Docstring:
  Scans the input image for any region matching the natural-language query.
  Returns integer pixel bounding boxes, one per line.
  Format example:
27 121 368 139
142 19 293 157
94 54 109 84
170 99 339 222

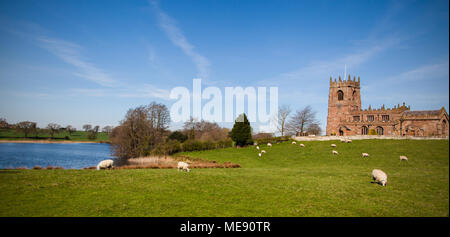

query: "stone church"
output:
326 75 449 137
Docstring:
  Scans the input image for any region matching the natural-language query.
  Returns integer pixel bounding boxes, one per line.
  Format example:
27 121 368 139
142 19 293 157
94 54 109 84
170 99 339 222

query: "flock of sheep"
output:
253 138 409 187
95 139 409 186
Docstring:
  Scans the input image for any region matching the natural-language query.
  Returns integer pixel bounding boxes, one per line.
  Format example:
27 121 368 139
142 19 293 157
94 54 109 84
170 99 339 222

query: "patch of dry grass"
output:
113 156 240 170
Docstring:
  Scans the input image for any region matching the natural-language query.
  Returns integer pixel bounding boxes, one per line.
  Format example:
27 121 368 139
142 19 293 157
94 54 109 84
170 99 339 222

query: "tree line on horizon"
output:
0 117 114 140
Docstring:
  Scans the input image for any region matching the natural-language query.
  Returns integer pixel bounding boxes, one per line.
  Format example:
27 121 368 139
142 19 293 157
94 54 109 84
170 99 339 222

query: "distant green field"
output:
0 128 109 142
0 139 448 216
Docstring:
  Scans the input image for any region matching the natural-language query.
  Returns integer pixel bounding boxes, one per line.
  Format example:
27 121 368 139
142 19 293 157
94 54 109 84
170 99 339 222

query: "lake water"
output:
0 143 114 169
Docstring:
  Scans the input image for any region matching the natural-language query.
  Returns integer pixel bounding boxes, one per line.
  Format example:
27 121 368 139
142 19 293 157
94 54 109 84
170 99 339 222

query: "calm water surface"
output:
0 143 114 169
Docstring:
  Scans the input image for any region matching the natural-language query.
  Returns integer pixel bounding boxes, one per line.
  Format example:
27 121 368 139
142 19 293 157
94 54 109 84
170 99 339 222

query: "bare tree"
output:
253 132 273 140
182 118 229 142
87 125 100 140
0 117 7 128
82 124 92 132
183 117 198 139
287 105 319 136
306 123 322 135
110 102 171 160
15 121 37 138
66 125 76 135
46 123 61 138
275 105 291 137
196 121 229 142
148 102 171 145
102 126 113 134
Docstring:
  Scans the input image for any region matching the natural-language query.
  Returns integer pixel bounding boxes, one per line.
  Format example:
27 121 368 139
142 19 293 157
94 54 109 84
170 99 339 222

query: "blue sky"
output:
0 0 448 132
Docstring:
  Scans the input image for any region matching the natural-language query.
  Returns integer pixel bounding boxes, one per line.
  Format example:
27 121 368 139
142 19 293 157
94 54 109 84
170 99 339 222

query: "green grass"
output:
0 139 448 216
0 128 109 142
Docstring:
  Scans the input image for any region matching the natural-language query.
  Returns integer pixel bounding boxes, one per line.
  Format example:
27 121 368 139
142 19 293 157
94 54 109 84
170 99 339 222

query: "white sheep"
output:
299 143 305 147
372 169 388 186
258 153 262 157
292 141 297 144
261 150 266 154
362 153 369 158
340 139 346 143
256 146 260 150
96 159 114 170
332 150 339 155
331 144 336 147
400 155 408 161
177 161 190 172
267 143 272 147
346 139 352 143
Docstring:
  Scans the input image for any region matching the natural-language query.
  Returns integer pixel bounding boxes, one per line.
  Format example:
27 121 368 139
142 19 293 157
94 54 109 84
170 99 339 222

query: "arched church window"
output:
442 120 447 135
376 126 384 135
362 126 368 135
337 90 344 101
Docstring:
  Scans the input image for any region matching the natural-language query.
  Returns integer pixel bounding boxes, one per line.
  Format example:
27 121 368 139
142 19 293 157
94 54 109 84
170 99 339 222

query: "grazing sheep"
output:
331 144 336 147
332 150 339 155
346 139 352 143
267 143 272 147
256 146 260 150
340 139 346 143
372 169 388 186
177 161 190 172
292 141 297 144
362 153 369 158
96 159 114 170
258 153 262 157
400 155 408 161
300 144 305 147
261 150 266 154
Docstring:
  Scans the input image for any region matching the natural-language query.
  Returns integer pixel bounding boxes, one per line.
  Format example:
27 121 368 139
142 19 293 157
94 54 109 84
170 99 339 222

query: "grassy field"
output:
0 128 109 142
0 139 448 216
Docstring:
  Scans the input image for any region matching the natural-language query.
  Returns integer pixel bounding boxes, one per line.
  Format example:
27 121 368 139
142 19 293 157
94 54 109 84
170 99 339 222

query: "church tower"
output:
326 75 361 136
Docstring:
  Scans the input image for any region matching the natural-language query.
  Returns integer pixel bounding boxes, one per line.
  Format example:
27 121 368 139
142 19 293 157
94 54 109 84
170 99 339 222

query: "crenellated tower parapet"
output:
329 75 360 88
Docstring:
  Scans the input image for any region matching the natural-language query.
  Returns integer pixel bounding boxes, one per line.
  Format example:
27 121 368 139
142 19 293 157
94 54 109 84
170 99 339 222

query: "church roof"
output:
403 110 440 116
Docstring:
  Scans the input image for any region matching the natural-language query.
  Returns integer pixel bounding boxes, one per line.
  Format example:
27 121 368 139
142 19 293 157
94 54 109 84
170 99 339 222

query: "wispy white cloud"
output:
37 37 117 87
118 84 170 100
381 60 449 83
362 59 449 109
259 36 403 86
69 88 109 97
23 28 171 100
150 0 210 79
69 84 171 100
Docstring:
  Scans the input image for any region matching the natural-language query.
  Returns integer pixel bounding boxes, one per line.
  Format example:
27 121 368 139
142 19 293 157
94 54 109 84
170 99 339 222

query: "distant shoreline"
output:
0 139 109 144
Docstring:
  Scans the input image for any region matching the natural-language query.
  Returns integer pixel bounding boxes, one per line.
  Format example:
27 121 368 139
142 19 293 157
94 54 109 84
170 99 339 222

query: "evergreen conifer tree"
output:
230 113 253 147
